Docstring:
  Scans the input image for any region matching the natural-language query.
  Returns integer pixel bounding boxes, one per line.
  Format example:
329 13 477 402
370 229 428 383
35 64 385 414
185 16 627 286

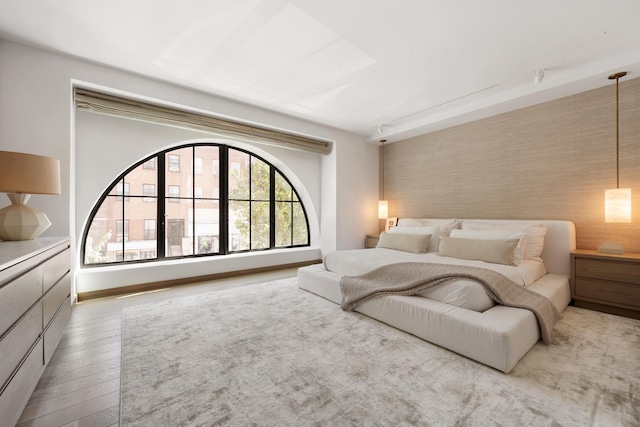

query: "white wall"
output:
0 39 379 295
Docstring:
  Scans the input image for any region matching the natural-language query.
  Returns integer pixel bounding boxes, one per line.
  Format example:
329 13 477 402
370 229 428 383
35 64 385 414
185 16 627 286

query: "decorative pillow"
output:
438 236 520 266
461 222 546 262
450 229 526 265
389 225 440 252
393 219 459 252
376 232 431 254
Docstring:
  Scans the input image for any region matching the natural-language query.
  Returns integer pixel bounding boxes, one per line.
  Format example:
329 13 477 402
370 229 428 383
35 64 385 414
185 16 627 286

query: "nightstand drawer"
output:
575 278 640 309
575 258 640 285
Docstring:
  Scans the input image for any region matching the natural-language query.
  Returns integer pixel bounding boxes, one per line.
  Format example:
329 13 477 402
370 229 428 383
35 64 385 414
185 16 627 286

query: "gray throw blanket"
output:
340 262 562 344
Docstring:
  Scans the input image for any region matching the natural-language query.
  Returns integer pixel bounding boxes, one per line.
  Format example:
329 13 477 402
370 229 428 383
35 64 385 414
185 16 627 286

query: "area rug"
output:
121 278 640 426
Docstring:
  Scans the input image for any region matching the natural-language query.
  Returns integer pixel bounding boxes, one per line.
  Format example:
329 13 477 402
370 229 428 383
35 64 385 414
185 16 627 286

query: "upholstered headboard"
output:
396 219 576 276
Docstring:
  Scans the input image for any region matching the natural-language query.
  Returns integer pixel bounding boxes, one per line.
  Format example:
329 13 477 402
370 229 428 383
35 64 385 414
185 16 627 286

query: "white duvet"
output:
323 248 547 312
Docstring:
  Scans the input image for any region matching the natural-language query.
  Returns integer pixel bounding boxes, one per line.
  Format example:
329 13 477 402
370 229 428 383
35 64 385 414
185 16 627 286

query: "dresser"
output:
0 237 71 426
570 250 640 320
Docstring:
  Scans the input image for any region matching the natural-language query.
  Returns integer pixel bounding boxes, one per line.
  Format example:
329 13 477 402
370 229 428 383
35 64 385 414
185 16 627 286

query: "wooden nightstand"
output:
570 250 640 320
365 233 380 249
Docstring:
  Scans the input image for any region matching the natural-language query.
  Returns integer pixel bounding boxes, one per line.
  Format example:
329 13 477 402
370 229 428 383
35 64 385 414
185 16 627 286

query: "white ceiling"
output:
1 0 640 143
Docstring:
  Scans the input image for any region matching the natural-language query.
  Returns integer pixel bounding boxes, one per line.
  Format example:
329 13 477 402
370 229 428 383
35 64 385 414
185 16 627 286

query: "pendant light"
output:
599 71 631 255
604 72 631 224
378 139 388 219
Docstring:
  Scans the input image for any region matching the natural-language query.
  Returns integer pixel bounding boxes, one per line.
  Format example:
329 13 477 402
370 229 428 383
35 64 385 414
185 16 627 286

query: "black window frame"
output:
81 143 310 267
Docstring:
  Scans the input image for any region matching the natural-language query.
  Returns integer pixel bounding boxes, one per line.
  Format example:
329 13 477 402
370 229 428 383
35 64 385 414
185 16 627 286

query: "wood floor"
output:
15 268 298 427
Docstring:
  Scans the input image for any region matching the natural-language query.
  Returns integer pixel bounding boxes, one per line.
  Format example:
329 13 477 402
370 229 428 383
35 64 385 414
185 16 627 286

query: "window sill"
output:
76 246 321 295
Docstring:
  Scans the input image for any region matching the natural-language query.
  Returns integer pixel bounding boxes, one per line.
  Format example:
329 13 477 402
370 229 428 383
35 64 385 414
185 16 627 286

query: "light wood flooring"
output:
16 268 298 427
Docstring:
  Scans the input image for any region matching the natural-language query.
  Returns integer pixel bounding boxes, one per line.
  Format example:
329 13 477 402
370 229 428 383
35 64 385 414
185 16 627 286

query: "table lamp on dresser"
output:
0 150 61 240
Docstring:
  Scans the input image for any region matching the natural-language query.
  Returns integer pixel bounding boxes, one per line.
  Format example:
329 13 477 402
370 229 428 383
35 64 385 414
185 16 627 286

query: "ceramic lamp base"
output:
0 194 51 241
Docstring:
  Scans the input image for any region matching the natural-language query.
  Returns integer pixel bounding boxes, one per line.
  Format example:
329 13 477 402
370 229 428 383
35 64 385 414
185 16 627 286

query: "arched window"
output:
82 143 309 266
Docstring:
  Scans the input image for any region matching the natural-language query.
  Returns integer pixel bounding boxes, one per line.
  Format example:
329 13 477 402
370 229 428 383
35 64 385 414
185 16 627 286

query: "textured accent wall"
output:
384 77 640 252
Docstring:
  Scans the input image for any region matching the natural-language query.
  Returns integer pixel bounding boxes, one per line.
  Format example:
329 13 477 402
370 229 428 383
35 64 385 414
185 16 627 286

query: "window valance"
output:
74 88 332 155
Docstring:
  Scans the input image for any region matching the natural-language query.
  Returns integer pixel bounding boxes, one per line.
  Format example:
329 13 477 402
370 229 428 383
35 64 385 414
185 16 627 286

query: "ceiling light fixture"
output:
599 71 631 254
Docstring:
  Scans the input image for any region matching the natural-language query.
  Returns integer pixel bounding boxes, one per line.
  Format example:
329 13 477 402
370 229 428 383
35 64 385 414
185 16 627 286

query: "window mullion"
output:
157 154 166 259
219 146 228 254
121 179 125 259
192 146 196 256
270 166 276 248
248 156 252 250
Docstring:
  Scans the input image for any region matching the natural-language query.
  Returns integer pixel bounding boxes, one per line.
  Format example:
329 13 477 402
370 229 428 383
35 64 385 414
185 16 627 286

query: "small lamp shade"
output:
378 200 389 219
0 151 61 241
605 188 631 223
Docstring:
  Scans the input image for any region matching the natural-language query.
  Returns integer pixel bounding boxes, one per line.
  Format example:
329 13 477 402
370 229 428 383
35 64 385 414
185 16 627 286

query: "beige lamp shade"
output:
378 200 389 219
0 150 61 194
0 151 61 241
605 188 631 223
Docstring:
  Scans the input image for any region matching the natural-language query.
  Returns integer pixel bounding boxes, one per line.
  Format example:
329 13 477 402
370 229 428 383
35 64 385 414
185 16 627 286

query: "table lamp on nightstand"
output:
0 150 61 241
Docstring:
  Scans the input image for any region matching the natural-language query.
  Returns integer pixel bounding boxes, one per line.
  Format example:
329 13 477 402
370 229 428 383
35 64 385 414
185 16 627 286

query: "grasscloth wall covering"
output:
384 77 640 253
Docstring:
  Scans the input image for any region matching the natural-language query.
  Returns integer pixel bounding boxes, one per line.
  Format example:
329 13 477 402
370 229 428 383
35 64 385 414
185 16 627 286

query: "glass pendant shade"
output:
378 200 389 219
604 188 631 223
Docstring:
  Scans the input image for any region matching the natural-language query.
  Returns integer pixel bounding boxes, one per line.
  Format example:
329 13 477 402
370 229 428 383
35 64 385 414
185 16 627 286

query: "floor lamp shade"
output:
0 151 61 241
605 188 631 223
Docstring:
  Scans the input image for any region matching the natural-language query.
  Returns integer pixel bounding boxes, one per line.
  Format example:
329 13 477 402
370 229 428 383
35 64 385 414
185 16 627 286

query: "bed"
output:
297 219 576 373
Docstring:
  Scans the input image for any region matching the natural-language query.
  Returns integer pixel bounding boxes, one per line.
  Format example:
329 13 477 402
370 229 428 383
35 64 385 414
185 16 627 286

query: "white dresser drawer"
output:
42 247 71 294
0 302 43 390
0 338 45 427
0 266 43 338
43 273 71 329
43 296 72 364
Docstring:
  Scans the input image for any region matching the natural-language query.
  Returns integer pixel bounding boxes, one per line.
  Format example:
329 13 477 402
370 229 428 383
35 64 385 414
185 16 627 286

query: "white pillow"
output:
390 225 440 252
450 229 526 265
461 222 547 262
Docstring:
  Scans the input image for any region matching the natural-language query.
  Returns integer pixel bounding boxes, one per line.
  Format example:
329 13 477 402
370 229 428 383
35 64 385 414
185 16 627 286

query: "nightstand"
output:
365 233 380 249
570 250 640 320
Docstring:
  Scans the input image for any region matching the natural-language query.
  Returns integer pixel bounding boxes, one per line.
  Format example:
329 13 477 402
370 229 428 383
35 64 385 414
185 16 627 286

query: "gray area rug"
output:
121 278 640 426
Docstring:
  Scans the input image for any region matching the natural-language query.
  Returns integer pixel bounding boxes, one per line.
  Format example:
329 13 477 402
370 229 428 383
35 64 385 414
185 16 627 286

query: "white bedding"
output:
324 248 546 285
323 248 547 312
300 219 576 373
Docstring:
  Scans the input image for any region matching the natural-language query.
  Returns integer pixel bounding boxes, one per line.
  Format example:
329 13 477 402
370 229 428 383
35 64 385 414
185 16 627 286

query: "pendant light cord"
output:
609 71 626 189
616 75 620 189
